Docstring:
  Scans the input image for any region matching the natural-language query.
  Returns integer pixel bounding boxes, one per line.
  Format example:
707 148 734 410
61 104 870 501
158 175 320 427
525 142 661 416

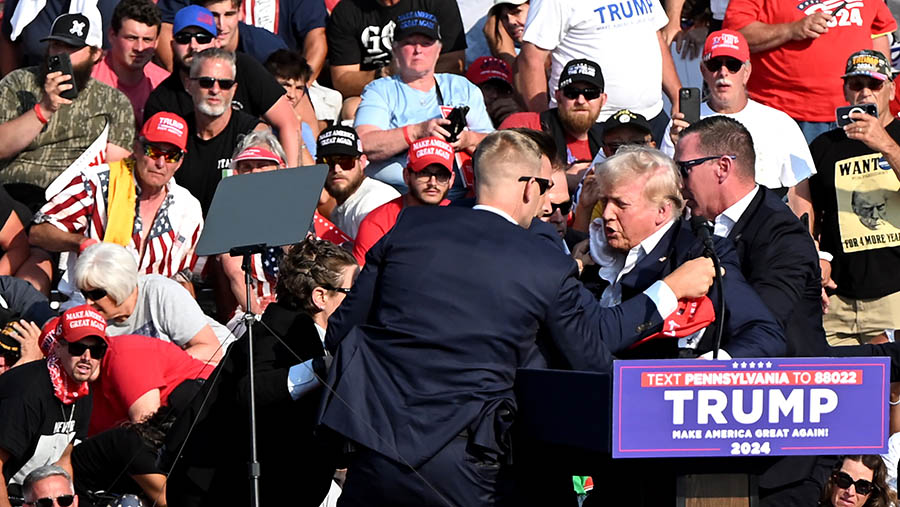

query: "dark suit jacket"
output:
727 187 827 356
319 206 662 468
616 218 785 359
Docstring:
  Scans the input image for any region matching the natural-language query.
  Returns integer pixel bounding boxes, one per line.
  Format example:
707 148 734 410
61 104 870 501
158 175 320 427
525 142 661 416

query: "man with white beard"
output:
178 47 263 214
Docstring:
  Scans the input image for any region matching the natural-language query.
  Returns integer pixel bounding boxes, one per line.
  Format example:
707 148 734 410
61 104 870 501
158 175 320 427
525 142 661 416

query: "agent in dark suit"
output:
319 130 718 506
165 239 357 507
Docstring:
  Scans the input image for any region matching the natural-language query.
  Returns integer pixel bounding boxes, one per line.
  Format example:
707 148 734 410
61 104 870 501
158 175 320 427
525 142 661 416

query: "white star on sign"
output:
732 362 739 369
740 361 747 368
70 20 85 37
748 361 756 368
766 361 772 368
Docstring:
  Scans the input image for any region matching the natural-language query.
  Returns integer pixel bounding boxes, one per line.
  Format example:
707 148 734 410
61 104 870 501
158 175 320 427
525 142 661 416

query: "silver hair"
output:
189 47 237 78
594 145 685 215
73 243 139 305
23 465 73 500
229 129 288 171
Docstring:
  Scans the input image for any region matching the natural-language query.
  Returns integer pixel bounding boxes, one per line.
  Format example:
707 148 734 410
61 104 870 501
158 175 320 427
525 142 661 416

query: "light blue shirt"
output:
355 73 494 194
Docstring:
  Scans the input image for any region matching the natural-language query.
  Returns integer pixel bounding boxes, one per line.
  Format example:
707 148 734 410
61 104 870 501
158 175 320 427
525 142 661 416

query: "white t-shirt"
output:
659 99 817 188
331 177 400 239
522 0 668 120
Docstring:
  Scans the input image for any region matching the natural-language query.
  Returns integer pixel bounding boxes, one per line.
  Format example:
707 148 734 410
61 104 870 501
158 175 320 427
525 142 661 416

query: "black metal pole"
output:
242 253 262 507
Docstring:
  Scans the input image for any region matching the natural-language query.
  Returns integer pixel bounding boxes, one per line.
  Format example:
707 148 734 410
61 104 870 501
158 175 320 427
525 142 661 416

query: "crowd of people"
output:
0 0 900 505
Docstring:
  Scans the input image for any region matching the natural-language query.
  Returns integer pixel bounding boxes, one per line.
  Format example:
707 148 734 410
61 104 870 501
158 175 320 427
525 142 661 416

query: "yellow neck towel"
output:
102 158 137 246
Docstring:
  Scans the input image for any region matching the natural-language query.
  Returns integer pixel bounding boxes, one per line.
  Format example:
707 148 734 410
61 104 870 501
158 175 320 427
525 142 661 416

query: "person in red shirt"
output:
353 136 455 265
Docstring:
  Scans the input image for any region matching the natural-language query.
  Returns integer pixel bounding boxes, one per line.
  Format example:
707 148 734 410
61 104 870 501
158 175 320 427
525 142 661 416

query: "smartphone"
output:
445 105 469 143
679 87 701 124
47 53 77 100
836 104 878 127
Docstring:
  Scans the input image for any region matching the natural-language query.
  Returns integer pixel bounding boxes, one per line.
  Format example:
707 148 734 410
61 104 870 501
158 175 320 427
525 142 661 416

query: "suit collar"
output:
727 185 767 240
473 204 519 226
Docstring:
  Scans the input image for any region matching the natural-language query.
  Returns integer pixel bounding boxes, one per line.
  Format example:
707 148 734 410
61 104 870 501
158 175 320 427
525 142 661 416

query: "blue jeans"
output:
796 120 838 144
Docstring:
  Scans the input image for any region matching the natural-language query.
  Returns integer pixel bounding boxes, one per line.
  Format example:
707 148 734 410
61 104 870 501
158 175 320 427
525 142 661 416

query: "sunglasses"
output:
561 86 603 101
142 142 183 163
67 340 107 359
605 139 651 152
833 471 876 495
676 155 736 178
25 495 75 507
846 78 886 92
324 286 352 295
545 199 573 217
191 76 236 90
413 168 452 183
518 176 553 195
703 57 744 73
81 287 107 301
319 156 357 171
173 31 214 45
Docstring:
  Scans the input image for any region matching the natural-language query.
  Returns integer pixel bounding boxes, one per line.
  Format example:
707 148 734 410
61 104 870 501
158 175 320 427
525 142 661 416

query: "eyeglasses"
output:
561 86 603 101
846 77 886 92
703 57 744 73
319 156 357 171
67 340 107 359
174 32 214 45
676 155 737 178
833 471 876 495
81 288 108 301
413 168 452 183
25 495 75 507
324 286 352 295
604 139 651 152
190 76 236 90
174 31 214 45
545 200 573 217
143 143 184 163
518 176 553 195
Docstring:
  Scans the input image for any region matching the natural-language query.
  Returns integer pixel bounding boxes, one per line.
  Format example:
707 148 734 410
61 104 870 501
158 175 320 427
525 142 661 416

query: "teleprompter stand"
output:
195 164 328 507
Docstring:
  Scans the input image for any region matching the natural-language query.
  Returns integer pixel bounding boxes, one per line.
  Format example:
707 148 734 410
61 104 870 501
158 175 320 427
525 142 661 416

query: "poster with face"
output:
834 152 900 253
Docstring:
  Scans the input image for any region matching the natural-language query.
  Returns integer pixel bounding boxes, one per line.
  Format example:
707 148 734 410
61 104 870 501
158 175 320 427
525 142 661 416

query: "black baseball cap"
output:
41 13 91 48
602 109 652 135
558 59 604 91
317 126 363 158
393 10 441 41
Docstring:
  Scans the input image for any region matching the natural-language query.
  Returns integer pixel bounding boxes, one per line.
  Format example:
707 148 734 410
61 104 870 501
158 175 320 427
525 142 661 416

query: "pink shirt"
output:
91 54 170 126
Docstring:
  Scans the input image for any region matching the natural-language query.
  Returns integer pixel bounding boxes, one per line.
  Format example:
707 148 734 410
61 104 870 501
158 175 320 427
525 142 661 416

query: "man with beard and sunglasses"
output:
0 305 106 507
176 47 263 215
317 126 399 240
0 13 135 208
353 136 455 265
661 29 816 220
30 112 203 305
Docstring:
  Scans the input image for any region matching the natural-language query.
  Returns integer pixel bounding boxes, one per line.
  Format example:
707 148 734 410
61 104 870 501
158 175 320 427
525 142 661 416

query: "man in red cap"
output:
0 305 106 506
30 110 203 304
353 136 455 265
465 56 522 127
663 29 815 219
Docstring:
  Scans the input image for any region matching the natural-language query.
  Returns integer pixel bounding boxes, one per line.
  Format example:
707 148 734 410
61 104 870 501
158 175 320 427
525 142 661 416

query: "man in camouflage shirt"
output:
0 14 134 209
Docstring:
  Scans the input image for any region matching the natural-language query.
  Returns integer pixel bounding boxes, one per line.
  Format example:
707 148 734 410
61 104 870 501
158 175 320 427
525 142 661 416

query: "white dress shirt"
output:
286 323 326 400
713 185 759 238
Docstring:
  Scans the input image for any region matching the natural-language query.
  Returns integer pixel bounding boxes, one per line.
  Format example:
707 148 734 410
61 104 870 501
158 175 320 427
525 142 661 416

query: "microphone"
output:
689 215 725 359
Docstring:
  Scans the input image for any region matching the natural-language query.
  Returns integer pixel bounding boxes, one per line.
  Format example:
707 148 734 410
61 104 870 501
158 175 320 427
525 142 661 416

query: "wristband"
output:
402 125 414 146
818 250 834 262
891 398 900 406
33 103 48 125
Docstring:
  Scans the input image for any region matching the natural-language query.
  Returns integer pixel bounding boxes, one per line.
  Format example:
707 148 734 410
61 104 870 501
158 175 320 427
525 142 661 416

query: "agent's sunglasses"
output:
324 286 352 295
518 176 553 195
190 77 236 90
676 155 736 179
173 31 214 45
561 86 603 101
81 288 107 301
67 340 107 359
545 199 573 217
25 495 75 507
143 143 184 163
703 57 744 73
833 471 876 495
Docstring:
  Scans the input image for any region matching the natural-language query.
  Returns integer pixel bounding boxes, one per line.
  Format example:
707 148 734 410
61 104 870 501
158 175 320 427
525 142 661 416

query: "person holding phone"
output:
0 13 135 209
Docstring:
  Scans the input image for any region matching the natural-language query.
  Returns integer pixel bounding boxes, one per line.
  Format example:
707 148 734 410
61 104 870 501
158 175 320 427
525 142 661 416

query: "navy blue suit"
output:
319 206 663 505
615 218 785 359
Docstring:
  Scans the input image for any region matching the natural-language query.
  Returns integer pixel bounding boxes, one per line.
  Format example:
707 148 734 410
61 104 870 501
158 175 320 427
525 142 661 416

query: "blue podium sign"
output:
612 357 889 458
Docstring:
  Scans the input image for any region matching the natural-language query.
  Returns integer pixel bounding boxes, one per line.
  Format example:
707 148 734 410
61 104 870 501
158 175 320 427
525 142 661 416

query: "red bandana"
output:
46 351 89 405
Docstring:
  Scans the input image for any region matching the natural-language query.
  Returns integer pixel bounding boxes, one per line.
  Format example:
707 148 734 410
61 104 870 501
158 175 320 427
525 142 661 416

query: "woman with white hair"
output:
73 242 224 364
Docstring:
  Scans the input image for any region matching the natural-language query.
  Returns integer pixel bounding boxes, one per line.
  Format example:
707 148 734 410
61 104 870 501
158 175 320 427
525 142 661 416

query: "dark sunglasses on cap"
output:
561 86 603 101
25 495 75 507
518 176 553 195
832 471 876 495
174 31 214 45
67 340 107 359
703 57 744 73
413 168 452 183
846 77 886 92
676 154 737 179
191 76 236 90
319 156 357 171
143 142 184 163
545 199 573 217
